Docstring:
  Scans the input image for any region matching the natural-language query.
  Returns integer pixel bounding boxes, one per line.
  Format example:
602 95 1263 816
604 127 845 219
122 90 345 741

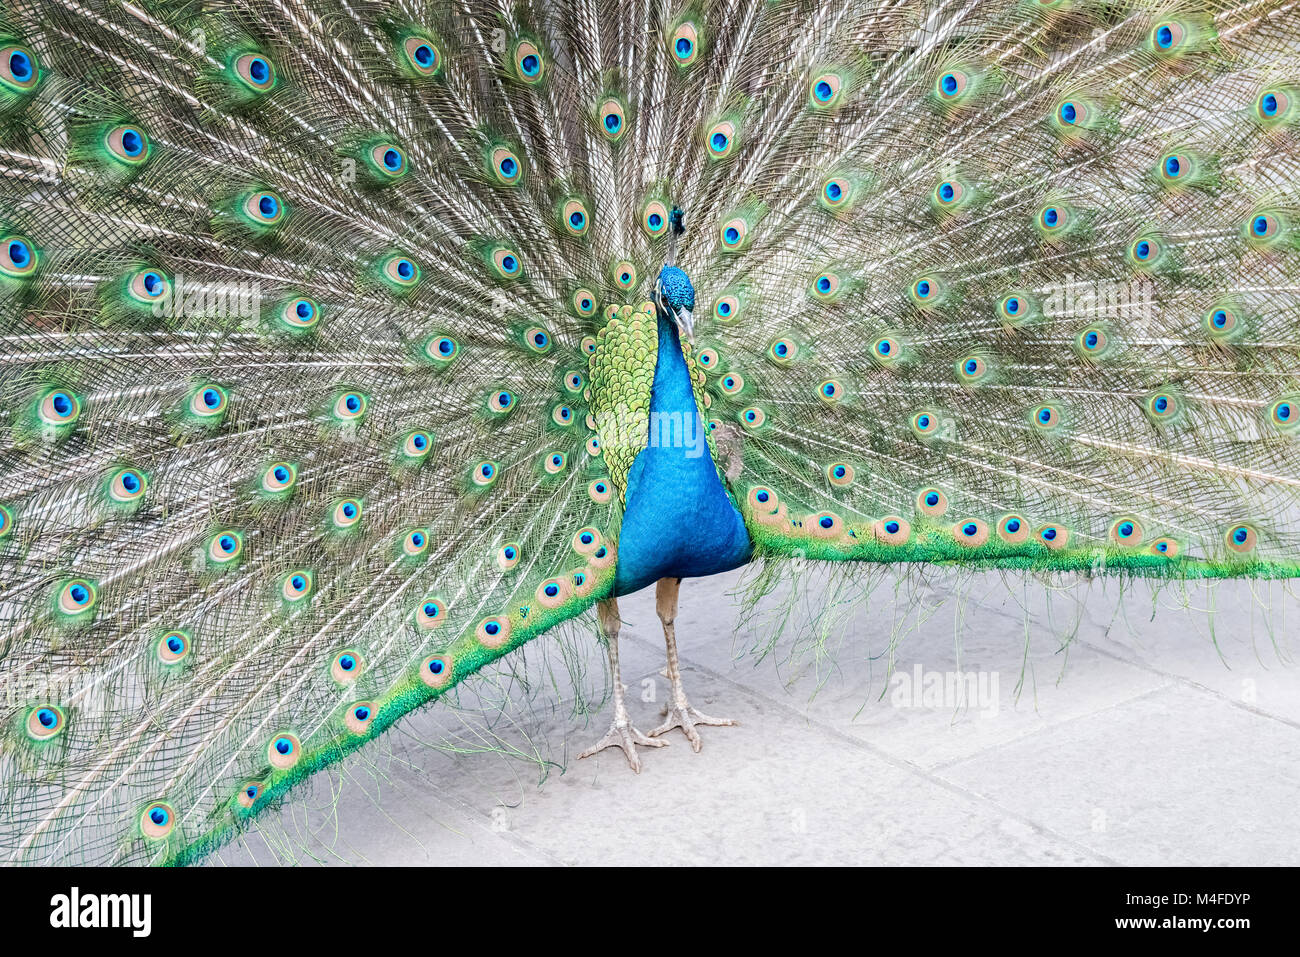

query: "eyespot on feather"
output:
477 616 512 650
268 733 300 770
420 654 454 689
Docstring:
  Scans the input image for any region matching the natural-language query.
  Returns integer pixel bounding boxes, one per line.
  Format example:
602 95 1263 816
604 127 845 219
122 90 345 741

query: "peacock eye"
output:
561 199 589 236
26 704 66 740
140 802 176 839
598 98 626 141
242 190 285 226
1 45 40 92
158 630 190 664
669 23 699 65
402 35 441 76
104 124 150 164
490 145 522 185
705 121 736 159
2 234 38 278
233 52 276 91
370 142 407 178
514 41 544 82
268 732 301 770
208 530 243 564
40 388 81 425
810 73 842 108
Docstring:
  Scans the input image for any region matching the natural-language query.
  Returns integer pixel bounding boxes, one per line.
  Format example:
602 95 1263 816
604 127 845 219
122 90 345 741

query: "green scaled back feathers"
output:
1 0 1299 864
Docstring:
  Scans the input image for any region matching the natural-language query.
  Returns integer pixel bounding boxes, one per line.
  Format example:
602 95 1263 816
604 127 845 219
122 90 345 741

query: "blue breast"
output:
614 312 752 596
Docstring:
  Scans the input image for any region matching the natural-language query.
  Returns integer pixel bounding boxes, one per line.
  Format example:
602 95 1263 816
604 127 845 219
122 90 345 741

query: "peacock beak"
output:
675 307 695 343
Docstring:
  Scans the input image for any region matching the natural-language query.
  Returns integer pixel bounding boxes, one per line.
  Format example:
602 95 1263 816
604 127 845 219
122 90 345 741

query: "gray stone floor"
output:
211 567 1300 866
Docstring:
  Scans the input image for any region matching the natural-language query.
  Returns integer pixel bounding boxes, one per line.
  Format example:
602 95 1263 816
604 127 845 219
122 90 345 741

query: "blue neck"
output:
613 312 752 595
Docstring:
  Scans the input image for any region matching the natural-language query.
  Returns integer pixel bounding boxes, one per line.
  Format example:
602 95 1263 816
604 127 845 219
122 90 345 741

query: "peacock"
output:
1 0 1299 866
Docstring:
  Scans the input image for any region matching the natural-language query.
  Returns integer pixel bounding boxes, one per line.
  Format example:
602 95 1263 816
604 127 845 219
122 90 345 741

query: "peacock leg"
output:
649 577 737 751
578 596 667 773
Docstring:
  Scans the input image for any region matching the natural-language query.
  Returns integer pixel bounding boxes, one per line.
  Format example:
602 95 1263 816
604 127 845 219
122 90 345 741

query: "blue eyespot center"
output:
249 57 269 83
544 583 559 597
1164 156 1180 177
383 148 401 170
1119 522 1134 537
9 50 32 81
1278 403 1292 420
9 241 31 267
756 490 769 503
121 128 143 156
1253 216 1269 236
1262 93 1278 115
500 157 517 177
962 523 978 536
423 602 438 616
1154 396 1168 412
826 181 842 200
1043 208 1059 226
964 359 978 374
414 44 433 66
676 37 692 57
70 584 89 604
916 280 930 297
150 808 167 825
1006 519 1021 533
502 255 518 272
258 195 277 218
819 516 834 529
167 636 184 653
339 654 355 670
1136 241 1150 259
1006 298 1019 313
1043 527 1057 540
38 708 56 727
941 74 957 95
355 706 369 720
711 132 728 151
1157 25 1173 47
939 182 954 201
521 54 539 76
926 492 939 506
397 259 414 279
485 621 500 635
429 659 444 674
604 113 621 132
1060 101 1076 123
1234 527 1249 544
121 472 140 492
885 521 900 534
345 395 360 412
815 80 834 101
291 575 306 591
569 211 584 228
1085 332 1099 348
52 392 72 415
718 302 732 316
411 532 424 546
203 388 221 408
917 415 930 428
275 738 292 754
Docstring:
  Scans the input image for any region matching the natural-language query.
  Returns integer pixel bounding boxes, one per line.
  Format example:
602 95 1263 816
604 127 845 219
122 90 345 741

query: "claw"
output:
579 719 667 773
650 705 736 753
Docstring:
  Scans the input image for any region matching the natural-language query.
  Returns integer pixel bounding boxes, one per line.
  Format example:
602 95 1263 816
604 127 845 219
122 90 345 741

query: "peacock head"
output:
656 265 696 342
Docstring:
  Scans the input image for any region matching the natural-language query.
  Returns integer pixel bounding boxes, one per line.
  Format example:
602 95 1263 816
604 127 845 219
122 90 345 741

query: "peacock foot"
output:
650 704 737 753
578 719 667 773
